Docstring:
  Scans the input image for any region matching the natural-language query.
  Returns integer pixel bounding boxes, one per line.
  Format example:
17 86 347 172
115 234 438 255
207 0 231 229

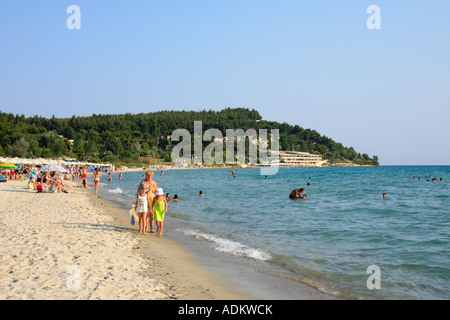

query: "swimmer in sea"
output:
289 188 304 199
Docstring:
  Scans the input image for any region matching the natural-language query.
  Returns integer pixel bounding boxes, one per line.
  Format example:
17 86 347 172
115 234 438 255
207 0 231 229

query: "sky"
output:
0 1 449 165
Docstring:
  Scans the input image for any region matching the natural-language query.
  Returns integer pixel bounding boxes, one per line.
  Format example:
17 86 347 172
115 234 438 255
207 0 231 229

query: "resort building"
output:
274 151 327 167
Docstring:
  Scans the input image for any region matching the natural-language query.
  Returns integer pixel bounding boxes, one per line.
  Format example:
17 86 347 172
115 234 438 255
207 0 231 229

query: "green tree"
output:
12 138 29 157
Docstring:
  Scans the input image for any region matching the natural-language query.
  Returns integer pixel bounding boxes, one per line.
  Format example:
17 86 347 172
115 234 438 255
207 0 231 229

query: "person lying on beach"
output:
49 179 61 193
59 178 72 192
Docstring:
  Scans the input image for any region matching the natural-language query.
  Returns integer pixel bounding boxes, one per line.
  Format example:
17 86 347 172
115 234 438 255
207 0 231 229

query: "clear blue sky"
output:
1 1 449 165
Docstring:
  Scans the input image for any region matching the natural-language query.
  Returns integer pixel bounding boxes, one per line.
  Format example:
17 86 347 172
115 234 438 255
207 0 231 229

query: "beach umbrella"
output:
39 164 68 173
35 158 48 165
0 163 18 169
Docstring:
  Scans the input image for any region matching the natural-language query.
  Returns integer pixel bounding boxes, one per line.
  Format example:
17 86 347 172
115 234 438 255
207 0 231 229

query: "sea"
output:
92 166 449 300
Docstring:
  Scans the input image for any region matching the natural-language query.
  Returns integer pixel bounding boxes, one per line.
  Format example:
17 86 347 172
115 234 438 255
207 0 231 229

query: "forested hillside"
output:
0 108 379 166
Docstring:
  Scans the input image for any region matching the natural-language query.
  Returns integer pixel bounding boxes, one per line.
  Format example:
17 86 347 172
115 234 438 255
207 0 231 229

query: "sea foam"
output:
108 187 123 194
181 229 271 261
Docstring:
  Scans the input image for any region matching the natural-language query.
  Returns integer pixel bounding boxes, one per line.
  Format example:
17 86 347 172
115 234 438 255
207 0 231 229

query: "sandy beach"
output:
0 179 248 300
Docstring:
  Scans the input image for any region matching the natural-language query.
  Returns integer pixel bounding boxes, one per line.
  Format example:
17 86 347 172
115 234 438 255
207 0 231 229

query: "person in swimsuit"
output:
134 186 151 235
151 188 167 237
137 170 157 233
93 168 101 194
289 188 304 199
80 167 88 188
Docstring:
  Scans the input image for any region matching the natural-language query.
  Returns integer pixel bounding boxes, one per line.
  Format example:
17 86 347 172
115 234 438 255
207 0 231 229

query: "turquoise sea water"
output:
96 166 449 300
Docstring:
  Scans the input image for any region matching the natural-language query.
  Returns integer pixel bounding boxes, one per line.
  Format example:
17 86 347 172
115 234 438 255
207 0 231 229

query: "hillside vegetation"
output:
0 108 379 166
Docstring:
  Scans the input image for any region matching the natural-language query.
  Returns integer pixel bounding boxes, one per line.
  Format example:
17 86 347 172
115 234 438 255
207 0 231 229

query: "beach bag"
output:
129 208 137 225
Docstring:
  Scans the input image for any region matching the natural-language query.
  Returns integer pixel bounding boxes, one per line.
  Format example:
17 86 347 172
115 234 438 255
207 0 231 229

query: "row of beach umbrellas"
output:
0 162 67 173
0 157 63 166
0 157 113 170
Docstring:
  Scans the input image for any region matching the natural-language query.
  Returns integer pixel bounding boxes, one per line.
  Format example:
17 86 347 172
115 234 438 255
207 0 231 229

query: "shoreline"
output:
0 177 339 300
89 174 340 300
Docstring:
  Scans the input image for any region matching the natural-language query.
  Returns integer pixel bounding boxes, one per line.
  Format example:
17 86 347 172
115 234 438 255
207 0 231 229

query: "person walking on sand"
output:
151 188 167 237
134 186 151 235
93 168 101 193
137 170 158 233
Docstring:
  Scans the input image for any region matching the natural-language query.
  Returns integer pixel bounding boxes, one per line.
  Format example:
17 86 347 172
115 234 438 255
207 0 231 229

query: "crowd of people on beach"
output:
0 166 72 193
0 164 120 194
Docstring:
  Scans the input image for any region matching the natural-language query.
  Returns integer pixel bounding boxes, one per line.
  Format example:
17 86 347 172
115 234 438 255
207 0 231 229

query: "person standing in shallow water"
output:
137 170 158 233
289 188 304 199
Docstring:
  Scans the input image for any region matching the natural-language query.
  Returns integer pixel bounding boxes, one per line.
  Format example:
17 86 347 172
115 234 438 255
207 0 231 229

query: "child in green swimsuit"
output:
151 188 168 237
